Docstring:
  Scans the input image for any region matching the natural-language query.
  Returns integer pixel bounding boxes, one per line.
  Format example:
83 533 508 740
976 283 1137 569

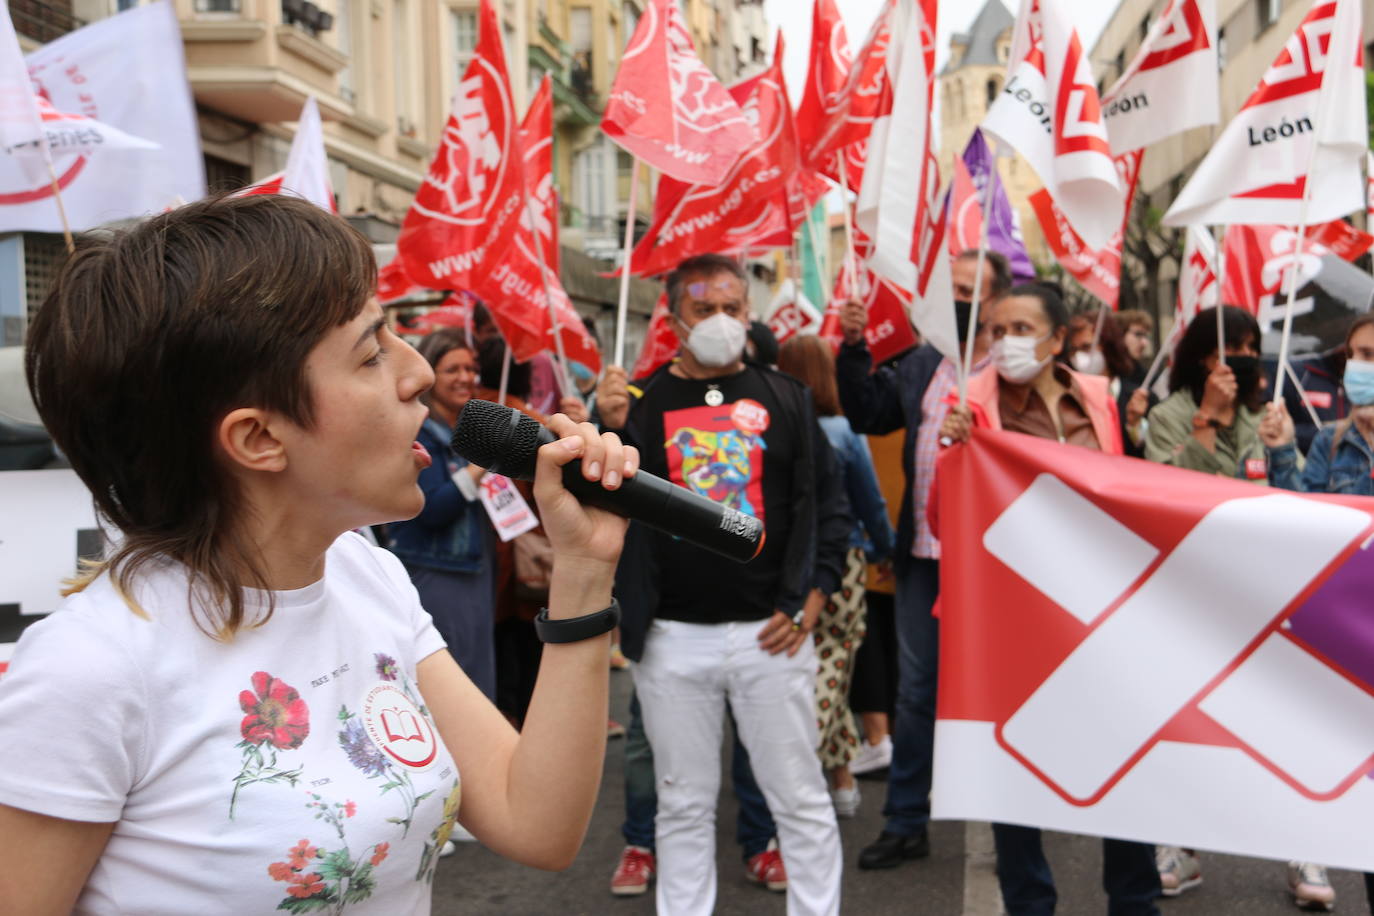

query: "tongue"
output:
412 441 432 469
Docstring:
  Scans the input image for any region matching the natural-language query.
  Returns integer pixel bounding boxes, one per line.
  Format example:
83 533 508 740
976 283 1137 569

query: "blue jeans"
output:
621 689 777 859
881 557 941 837
993 824 1160 915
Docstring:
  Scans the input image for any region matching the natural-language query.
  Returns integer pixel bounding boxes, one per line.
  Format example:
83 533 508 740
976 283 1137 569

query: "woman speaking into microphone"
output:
0 194 636 914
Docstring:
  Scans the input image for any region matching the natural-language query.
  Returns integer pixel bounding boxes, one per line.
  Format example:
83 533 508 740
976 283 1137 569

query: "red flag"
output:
794 0 866 189
947 154 982 257
520 75 560 275
1028 150 1142 308
601 0 755 185
934 428 1374 868
808 1 897 193
376 257 428 304
631 292 681 378
818 233 918 366
1306 220 1374 261
1221 224 1343 320
625 37 798 277
396 0 525 291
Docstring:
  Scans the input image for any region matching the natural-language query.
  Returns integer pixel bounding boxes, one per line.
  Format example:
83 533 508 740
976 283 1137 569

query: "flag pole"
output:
804 205 831 295
1140 331 1173 393
1284 359 1323 428
1213 226 1227 368
523 193 576 400
837 158 864 298
498 342 513 407
1088 303 1109 362
959 151 997 408
613 157 641 369
45 162 74 254
1273 143 1322 405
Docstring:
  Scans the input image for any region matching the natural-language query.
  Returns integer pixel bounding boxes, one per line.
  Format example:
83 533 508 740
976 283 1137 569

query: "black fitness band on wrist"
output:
534 598 622 644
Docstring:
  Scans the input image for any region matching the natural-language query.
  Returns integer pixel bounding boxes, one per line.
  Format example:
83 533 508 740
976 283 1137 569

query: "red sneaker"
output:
610 845 655 896
744 838 787 892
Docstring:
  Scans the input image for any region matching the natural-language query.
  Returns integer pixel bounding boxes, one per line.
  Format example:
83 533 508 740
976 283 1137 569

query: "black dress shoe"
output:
857 830 931 870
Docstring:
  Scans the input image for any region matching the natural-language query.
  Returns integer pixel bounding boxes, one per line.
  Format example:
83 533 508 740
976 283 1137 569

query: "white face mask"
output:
680 312 747 368
992 333 1052 384
1071 348 1106 376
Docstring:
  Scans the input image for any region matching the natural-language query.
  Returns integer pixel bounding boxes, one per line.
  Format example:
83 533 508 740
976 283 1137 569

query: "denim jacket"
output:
818 414 895 561
387 417 489 573
1300 421 1374 496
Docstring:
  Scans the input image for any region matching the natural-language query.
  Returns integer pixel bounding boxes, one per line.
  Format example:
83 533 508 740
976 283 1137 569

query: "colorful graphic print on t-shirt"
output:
663 400 769 521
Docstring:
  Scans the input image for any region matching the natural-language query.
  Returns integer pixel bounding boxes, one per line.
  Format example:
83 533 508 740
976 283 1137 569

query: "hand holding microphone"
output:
453 400 766 564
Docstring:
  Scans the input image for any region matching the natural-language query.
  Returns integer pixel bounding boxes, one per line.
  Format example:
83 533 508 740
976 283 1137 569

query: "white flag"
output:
982 0 1123 250
854 0 928 291
1164 0 1366 227
0 2 204 232
239 98 335 212
763 278 823 345
0 2 49 187
1102 0 1218 154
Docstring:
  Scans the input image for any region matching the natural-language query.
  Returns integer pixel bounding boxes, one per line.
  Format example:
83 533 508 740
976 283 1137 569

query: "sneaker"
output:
609 644 630 670
850 735 893 776
857 830 930 870
1287 861 1336 911
830 784 861 818
744 838 787 892
1156 846 1202 897
607 718 626 739
450 822 477 843
439 840 458 858
610 845 655 896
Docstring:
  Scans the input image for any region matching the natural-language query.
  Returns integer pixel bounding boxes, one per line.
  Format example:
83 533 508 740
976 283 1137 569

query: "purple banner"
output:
963 129 1037 282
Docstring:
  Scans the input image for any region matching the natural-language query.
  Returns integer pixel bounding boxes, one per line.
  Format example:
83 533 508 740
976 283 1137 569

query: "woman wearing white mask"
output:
936 283 1160 915
939 283 1124 455
1301 314 1374 495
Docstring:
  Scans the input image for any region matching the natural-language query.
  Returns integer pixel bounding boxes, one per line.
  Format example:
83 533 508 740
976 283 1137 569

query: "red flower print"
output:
344 800 357 818
287 839 318 870
286 872 325 898
370 842 390 867
266 861 294 882
239 672 309 750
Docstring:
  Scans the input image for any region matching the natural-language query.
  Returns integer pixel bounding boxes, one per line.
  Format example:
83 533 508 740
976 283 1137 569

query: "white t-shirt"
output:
0 533 459 915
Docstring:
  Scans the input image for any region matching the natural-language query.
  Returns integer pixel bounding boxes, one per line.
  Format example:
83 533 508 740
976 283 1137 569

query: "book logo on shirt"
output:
361 683 439 771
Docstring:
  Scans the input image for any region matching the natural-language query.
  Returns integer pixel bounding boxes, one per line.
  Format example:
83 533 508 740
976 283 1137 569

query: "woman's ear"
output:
218 408 287 473
1049 326 1068 357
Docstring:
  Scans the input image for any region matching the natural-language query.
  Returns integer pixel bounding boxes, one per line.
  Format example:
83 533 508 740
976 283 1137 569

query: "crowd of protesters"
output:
3 200 1371 915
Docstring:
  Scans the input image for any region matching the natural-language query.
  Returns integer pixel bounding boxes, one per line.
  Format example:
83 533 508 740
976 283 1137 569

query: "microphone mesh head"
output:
452 399 543 480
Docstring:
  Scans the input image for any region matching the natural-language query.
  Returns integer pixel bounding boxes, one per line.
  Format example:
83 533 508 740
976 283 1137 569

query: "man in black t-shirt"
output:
599 254 843 915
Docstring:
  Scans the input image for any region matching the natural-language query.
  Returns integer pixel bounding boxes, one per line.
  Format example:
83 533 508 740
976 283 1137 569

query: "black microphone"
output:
451 399 765 564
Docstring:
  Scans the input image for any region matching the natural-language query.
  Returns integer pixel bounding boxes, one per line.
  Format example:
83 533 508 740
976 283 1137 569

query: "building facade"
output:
7 0 767 357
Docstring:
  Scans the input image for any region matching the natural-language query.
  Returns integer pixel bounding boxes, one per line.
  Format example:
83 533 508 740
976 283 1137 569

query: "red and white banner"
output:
630 292 680 379
1175 225 1218 335
601 0 754 186
520 75 559 275
947 154 981 257
376 257 429 304
1101 0 1218 154
237 96 335 212
1306 219 1374 261
934 429 1374 871
0 2 204 232
1029 150 1142 308
983 0 1123 250
1165 0 1366 226
626 36 797 277
763 278 823 345
397 0 524 291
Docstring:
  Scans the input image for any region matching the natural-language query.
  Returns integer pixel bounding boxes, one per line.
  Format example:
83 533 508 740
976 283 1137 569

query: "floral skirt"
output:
814 547 869 770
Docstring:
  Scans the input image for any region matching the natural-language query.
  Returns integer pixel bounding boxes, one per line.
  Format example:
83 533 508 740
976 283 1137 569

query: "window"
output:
452 8 478 78
394 0 414 132
118 0 142 10
1257 0 1281 30
606 15 618 69
1114 50 1125 80
1139 15 1150 43
985 78 1000 108
570 7 592 54
194 0 241 10
1217 26 1227 71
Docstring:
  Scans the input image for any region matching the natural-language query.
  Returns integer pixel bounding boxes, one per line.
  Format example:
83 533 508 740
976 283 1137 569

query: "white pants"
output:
634 619 843 916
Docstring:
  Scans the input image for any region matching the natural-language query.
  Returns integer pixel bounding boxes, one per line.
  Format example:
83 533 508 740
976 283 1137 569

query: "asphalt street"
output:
433 669 1371 915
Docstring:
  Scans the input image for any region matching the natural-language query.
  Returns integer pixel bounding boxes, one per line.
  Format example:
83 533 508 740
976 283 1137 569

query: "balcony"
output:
11 0 84 45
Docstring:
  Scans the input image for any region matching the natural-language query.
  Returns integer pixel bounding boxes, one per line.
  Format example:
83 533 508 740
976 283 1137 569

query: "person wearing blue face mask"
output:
1301 314 1374 496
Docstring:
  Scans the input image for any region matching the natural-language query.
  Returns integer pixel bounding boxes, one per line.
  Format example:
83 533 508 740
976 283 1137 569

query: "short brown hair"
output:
1116 309 1154 333
777 335 842 417
25 194 377 638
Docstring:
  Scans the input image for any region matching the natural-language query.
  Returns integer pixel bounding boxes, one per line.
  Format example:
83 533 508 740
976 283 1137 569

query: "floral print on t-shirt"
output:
230 671 310 818
265 794 392 913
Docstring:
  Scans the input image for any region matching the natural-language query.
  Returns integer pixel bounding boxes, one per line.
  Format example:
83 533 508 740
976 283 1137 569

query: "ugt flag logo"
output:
933 430 1374 871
